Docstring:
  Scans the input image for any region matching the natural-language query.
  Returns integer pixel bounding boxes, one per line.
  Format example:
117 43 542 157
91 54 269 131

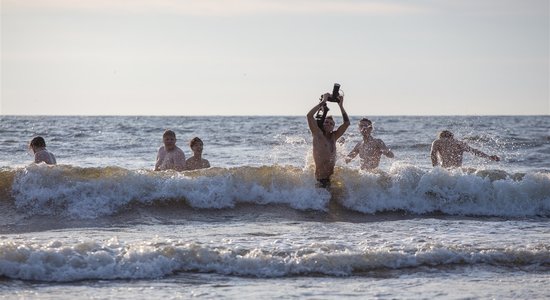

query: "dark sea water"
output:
0 115 549 299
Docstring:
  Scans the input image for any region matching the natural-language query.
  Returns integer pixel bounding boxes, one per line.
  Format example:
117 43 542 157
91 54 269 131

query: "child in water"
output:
186 137 210 170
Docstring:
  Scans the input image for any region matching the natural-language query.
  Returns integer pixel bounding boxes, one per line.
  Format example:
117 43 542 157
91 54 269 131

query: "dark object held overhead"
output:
327 83 341 103
315 83 341 132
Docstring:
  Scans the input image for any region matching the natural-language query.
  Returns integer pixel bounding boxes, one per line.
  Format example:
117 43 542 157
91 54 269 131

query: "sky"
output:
1 0 548 116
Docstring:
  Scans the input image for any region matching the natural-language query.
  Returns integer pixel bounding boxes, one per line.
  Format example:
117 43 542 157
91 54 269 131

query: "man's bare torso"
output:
155 146 186 171
432 138 468 168
356 138 386 170
312 133 337 179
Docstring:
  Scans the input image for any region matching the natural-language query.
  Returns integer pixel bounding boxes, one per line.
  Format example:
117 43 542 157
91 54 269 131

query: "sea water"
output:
0 115 549 299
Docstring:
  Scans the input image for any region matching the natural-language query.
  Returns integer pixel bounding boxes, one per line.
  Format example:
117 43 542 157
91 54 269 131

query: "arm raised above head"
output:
333 97 350 140
307 94 328 136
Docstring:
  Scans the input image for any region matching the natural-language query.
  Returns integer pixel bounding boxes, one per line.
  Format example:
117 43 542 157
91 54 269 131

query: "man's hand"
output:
337 94 344 107
320 93 330 105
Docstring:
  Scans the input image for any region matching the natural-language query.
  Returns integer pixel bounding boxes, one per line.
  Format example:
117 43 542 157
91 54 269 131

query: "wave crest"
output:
4 164 550 219
0 238 548 282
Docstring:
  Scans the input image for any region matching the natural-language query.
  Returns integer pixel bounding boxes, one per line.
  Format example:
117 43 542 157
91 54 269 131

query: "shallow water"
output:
0 115 549 299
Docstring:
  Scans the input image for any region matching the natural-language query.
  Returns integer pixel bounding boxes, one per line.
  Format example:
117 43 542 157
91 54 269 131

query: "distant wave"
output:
1 164 549 219
0 238 548 282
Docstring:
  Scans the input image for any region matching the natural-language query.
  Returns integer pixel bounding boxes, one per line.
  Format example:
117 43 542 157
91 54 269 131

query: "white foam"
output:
339 162 550 217
11 165 330 219
9 164 550 219
0 238 548 282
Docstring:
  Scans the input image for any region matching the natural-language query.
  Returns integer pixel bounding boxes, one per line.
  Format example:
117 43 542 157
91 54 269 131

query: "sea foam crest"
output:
11 164 329 218
0 238 548 282
338 163 550 217
8 164 550 219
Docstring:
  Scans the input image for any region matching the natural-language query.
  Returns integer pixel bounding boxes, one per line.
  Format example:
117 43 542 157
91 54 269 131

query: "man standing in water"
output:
154 129 186 171
345 118 394 170
431 130 500 168
307 92 350 188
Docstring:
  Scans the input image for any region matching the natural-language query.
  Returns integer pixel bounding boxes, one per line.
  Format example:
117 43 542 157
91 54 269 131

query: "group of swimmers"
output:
307 91 500 188
28 91 500 187
28 131 210 171
153 130 210 171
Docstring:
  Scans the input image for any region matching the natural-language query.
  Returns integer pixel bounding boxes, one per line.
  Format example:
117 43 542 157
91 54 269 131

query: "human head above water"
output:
30 136 46 148
359 118 373 128
162 129 177 151
439 130 454 139
163 130 176 139
323 116 335 132
359 118 373 134
189 137 203 148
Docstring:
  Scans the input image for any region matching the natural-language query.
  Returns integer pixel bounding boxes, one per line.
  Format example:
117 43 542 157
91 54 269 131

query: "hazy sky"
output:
1 0 548 115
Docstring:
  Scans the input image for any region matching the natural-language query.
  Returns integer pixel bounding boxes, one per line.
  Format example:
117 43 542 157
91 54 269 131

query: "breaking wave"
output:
0 238 547 282
1 163 549 219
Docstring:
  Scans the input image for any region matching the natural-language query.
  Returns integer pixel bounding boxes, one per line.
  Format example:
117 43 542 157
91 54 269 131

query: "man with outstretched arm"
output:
431 130 500 168
307 93 350 188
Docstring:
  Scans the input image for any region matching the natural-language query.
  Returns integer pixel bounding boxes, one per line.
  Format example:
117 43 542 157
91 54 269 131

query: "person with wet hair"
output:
345 118 394 170
154 129 186 171
29 136 56 165
307 92 350 188
431 130 500 168
186 137 210 170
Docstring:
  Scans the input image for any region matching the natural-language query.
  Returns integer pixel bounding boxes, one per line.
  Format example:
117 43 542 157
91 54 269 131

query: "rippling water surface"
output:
0 115 549 299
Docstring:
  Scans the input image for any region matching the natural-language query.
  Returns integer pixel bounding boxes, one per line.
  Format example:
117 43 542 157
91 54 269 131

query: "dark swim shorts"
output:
316 178 331 189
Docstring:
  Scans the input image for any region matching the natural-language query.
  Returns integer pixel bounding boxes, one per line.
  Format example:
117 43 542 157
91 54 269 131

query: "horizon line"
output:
1 114 548 117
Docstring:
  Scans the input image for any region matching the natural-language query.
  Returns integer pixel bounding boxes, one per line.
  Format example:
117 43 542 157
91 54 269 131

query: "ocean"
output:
0 115 549 299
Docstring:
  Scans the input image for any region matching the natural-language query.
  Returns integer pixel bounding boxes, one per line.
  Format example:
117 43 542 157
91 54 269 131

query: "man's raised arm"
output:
333 96 350 140
307 94 328 135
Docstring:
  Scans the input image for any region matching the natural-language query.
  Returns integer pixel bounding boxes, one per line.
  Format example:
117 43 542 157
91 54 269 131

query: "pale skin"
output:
32 146 56 165
155 135 186 171
186 141 210 170
345 120 394 170
307 93 350 180
431 135 500 168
